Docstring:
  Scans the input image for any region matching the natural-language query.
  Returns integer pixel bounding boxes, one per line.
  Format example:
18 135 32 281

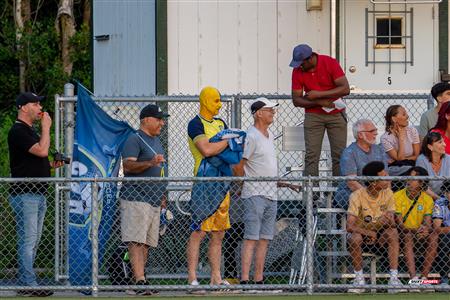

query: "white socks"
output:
389 269 398 278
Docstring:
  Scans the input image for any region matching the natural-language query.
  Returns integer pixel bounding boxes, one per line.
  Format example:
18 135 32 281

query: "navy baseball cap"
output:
139 104 170 120
16 92 45 109
289 44 313 68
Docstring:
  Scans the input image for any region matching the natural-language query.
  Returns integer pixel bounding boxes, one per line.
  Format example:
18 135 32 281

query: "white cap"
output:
250 97 279 114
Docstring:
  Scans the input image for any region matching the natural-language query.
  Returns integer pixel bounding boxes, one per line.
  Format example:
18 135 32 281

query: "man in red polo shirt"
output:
290 44 350 177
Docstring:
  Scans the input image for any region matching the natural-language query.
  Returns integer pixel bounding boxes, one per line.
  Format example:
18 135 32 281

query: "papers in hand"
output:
322 98 346 113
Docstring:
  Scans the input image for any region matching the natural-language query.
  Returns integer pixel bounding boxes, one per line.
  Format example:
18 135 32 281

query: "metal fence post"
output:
91 180 100 297
232 94 242 129
305 178 314 295
54 95 61 282
64 82 75 175
64 83 75 282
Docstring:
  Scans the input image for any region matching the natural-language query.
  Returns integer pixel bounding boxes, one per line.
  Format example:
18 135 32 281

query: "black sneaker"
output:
144 278 160 295
148 285 160 295
134 280 153 296
240 280 258 293
239 280 253 293
254 280 282 294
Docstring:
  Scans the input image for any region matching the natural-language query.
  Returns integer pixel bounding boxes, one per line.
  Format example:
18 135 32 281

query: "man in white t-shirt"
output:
234 97 300 285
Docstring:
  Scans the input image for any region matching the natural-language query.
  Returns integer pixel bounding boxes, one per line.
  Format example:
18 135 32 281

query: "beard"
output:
363 137 377 145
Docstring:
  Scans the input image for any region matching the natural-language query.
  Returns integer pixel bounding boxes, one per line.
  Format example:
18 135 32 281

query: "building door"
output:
341 0 439 91
93 0 156 96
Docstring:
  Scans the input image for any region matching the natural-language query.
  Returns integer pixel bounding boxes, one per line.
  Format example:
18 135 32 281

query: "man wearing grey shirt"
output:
333 119 388 209
419 82 450 140
235 98 299 285
119 104 169 294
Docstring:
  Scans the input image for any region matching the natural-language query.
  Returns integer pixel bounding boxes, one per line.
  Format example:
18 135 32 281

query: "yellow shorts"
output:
200 193 231 232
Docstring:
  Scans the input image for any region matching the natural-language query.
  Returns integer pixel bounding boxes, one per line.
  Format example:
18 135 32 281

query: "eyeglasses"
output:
359 129 378 133
259 108 276 113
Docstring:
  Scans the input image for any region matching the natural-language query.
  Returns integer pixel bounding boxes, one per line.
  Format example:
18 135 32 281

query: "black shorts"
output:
348 230 388 256
361 242 388 256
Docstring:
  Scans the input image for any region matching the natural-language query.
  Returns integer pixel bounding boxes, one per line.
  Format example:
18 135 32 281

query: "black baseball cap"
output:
16 92 45 109
139 104 170 120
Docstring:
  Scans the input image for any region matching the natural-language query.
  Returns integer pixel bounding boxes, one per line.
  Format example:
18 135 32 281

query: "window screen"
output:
376 18 402 45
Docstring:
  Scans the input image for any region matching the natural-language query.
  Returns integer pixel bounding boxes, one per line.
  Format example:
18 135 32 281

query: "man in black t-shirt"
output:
7 92 61 297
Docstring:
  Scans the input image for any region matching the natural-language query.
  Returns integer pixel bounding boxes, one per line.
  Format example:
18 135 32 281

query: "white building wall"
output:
168 0 331 95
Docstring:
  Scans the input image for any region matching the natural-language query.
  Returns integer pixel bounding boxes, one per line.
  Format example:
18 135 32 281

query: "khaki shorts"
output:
120 199 160 247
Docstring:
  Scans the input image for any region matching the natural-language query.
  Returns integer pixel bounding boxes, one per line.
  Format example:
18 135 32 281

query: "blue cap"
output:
289 44 313 68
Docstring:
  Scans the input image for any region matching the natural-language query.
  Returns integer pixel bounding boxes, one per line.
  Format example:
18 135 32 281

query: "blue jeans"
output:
9 193 47 286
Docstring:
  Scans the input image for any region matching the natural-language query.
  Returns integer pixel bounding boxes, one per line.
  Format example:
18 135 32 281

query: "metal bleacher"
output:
282 125 440 286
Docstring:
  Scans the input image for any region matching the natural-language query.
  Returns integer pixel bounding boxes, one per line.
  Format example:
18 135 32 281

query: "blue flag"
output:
69 84 134 286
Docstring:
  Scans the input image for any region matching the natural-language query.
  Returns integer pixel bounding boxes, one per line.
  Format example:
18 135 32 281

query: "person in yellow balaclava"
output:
187 86 231 289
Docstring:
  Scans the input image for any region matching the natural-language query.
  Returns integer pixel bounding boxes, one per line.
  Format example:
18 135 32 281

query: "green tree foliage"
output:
0 0 91 176
0 19 19 114
0 113 13 177
71 24 92 88
0 0 91 277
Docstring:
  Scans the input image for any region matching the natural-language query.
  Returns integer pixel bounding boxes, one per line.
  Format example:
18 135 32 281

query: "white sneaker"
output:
348 276 366 294
211 279 242 294
125 289 136 295
188 279 206 295
438 280 449 292
421 277 435 293
388 276 407 294
440 280 449 287
408 276 421 293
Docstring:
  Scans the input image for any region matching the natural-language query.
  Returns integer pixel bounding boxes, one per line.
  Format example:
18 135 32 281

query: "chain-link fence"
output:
54 92 432 199
1 176 450 296
55 95 235 179
0 90 432 296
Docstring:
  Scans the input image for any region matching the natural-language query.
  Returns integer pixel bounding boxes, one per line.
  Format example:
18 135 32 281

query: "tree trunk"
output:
56 0 76 76
82 0 91 27
14 0 29 92
21 0 31 24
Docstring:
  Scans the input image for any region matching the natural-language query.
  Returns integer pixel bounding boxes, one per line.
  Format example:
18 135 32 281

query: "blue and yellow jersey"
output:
394 188 433 229
187 115 227 175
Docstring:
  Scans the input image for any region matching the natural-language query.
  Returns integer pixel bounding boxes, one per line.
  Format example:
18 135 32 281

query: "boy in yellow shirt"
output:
347 161 405 293
394 166 434 281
